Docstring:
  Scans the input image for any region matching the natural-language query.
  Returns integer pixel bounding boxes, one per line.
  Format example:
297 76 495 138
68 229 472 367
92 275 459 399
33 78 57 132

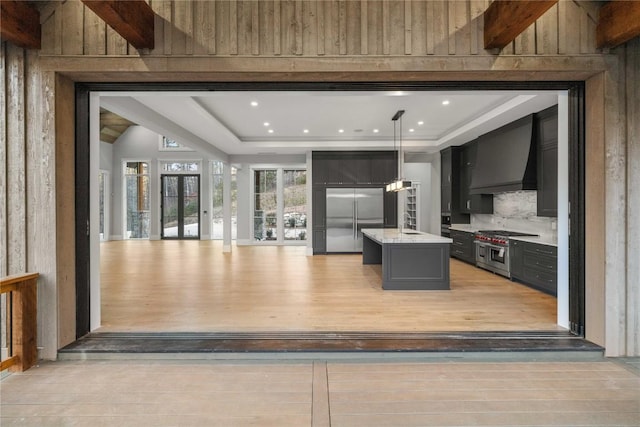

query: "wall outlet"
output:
551 221 557 230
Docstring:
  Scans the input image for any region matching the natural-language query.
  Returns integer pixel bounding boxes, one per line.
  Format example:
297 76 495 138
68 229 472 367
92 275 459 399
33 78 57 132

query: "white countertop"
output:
449 224 478 233
509 235 558 247
362 228 453 244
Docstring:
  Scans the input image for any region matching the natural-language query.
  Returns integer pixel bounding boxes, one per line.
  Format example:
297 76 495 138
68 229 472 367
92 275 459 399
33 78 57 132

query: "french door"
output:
161 174 200 239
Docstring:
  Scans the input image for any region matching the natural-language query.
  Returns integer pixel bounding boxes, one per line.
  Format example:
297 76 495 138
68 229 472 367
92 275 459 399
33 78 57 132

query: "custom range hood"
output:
470 114 537 194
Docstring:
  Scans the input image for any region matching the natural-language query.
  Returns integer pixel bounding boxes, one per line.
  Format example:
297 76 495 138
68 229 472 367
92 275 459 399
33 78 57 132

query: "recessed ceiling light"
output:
373 129 379 133
409 128 415 132
263 122 270 127
338 129 344 133
442 100 450 105
303 129 309 133
268 129 274 133
417 121 424 125
251 101 259 107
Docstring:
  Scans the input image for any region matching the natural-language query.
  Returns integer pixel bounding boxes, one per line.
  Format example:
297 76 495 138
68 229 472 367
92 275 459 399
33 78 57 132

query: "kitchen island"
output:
362 228 453 290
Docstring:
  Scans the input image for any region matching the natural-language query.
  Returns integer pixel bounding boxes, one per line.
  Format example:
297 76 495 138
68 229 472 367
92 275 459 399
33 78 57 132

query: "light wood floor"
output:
3 358 639 426
99 240 560 333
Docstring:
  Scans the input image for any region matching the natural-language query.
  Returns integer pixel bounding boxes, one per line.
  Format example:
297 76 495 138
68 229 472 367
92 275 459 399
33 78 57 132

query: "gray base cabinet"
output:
510 240 557 296
450 229 475 264
363 235 450 290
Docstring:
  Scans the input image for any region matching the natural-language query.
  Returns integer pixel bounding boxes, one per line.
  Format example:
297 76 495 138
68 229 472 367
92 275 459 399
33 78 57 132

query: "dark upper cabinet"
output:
440 148 454 213
312 151 396 186
383 191 398 227
440 147 470 223
460 140 493 214
536 105 558 217
371 155 397 184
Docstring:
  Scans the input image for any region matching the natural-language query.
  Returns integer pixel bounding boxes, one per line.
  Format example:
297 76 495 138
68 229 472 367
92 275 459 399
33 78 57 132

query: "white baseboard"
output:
200 234 211 240
223 244 232 253
110 235 123 241
306 246 314 256
150 235 161 241
236 239 252 246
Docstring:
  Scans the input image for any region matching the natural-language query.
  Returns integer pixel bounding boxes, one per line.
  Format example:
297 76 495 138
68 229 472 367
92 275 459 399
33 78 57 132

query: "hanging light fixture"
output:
386 110 411 192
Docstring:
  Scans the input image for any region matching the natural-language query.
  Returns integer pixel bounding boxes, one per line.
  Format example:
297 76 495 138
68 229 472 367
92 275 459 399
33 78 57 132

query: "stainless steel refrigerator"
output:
326 188 384 252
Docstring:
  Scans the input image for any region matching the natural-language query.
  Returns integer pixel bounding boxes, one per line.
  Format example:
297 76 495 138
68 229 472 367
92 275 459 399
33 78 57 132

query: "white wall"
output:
108 125 213 240
100 141 113 171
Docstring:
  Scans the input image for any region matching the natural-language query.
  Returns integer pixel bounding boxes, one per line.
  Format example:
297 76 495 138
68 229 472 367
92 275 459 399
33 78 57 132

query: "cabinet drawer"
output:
523 252 557 273
523 266 557 295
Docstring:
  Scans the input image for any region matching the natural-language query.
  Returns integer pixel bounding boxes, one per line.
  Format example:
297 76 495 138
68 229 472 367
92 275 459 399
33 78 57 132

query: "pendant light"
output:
386 110 411 192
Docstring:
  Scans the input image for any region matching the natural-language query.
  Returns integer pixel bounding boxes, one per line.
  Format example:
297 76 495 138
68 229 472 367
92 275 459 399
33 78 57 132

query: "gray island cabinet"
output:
362 229 453 290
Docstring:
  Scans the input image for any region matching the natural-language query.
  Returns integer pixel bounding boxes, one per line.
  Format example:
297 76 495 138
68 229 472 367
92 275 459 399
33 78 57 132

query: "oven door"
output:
489 245 507 267
476 242 510 277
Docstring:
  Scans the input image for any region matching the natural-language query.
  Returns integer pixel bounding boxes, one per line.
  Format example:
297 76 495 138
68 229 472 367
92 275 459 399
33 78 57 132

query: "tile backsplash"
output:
470 190 558 242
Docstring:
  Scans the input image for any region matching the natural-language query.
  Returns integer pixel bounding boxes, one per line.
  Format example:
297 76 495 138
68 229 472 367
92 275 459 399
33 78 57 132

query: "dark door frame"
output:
75 81 585 339
161 174 201 240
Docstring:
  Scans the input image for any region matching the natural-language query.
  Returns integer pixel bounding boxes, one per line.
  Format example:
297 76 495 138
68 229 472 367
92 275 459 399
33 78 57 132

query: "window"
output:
252 167 307 243
159 136 193 151
254 170 278 241
161 161 200 173
124 162 150 239
283 170 307 241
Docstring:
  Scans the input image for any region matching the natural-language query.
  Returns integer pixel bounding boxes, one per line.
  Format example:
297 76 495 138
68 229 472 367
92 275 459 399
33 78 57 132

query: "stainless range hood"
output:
470 114 537 194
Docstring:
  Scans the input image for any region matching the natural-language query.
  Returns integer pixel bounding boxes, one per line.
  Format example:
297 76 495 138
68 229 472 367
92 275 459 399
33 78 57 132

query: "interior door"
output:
161 174 200 239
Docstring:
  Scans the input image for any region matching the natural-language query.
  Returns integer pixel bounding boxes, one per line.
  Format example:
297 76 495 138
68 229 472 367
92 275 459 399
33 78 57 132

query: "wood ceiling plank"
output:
484 0 558 50
0 1 41 49
81 0 155 50
596 0 640 49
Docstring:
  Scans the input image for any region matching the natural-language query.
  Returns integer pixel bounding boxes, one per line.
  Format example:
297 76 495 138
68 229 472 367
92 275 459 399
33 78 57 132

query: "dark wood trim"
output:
596 0 640 49
75 80 587 342
484 0 558 49
0 0 41 49
81 0 155 49
568 84 586 335
75 84 91 339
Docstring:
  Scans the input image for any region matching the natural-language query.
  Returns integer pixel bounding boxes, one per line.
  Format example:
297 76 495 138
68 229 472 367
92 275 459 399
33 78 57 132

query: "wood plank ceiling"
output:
100 108 136 144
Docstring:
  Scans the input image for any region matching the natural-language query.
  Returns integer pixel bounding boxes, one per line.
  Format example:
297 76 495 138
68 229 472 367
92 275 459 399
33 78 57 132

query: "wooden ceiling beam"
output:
484 0 558 49
0 1 41 50
81 0 155 49
596 0 640 49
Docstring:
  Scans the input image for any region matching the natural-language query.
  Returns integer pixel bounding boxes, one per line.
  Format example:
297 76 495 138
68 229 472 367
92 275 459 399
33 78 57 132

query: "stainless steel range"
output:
475 230 538 278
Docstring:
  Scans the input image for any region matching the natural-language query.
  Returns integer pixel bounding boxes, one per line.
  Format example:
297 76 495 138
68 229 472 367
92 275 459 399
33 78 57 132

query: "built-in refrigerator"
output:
326 188 384 252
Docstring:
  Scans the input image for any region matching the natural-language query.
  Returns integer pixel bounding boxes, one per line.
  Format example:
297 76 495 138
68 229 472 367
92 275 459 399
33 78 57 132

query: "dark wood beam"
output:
81 0 154 49
484 0 558 49
596 0 640 49
0 1 41 49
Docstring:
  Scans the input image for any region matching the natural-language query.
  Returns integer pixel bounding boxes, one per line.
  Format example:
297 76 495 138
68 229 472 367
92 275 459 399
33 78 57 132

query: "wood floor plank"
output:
99 241 558 333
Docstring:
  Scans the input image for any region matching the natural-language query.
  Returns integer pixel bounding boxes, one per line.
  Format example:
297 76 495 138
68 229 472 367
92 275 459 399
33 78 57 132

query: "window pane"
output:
211 162 223 240
254 170 278 241
161 161 199 173
284 170 307 240
125 162 150 238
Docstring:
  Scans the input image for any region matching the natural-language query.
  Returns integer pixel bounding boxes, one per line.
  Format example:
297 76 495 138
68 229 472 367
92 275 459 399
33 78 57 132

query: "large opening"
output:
75 82 584 344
